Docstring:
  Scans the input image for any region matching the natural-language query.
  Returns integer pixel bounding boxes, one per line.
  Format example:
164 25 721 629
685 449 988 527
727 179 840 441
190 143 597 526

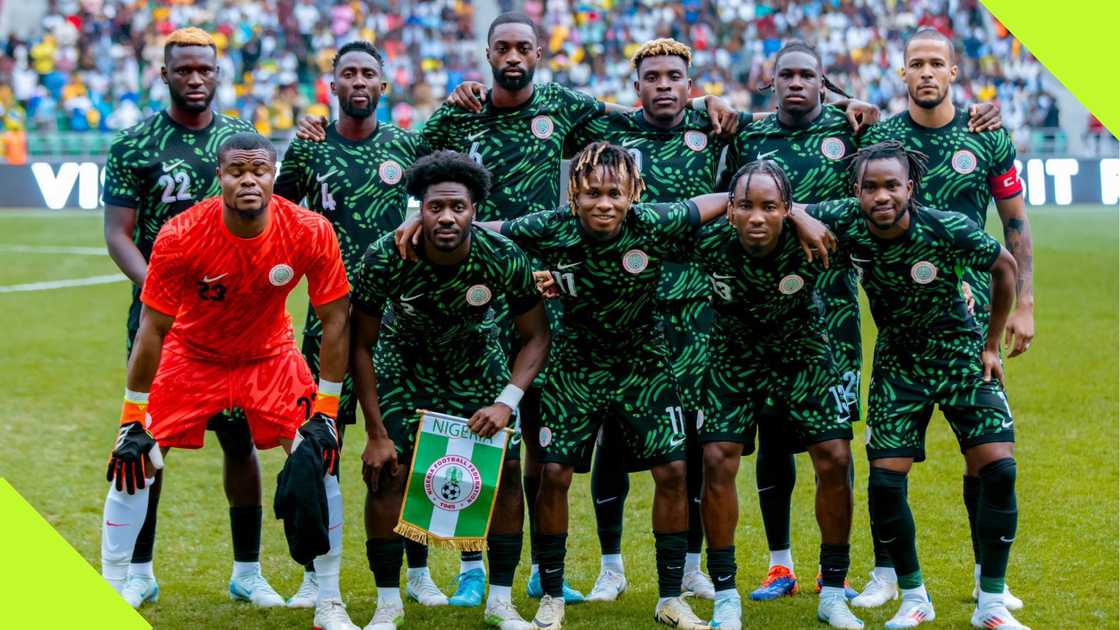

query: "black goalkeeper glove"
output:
299 412 340 476
106 421 157 494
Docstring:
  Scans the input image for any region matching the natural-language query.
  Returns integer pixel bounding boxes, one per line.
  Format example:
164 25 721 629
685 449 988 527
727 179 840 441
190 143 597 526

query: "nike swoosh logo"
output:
1001 420 1014 429
879 537 897 544
401 293 424 302
544 568 561 574
621 137 642 147
755 149 779 160
202 273 228 283
162 160 185 172
757 485 776 492
667 565 682 570
1000 536 1015 543
557 261 581 270
669 437 686 448
105 521 129 527
467 130 485 141
316 169 337 182
716 575 732 582
595 497 617 505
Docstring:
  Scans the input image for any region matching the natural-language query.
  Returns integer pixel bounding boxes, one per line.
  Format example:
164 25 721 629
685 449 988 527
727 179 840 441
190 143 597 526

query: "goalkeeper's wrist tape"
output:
495 384 524 411
120 389 149 425
313 379 342 418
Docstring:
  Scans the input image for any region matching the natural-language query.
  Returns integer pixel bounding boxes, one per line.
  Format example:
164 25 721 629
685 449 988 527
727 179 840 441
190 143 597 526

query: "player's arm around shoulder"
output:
273 136 311 203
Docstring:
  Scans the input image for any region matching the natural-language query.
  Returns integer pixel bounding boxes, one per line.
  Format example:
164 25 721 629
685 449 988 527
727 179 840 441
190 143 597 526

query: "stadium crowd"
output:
0 0 1065 158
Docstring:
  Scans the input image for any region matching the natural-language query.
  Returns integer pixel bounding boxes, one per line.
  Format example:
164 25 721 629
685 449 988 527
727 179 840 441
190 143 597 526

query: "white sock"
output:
314 473 343 603
601 554 624 574
378 587 403 607
460 559 485 575
820 585 847 599
684 552 701 573
232 561 261 578
407 566 431 581
101 481 151 592
768 548 794 571
530 563 539 577
715 588 740 602
129 561 154 579
487 584 512 606
901 584 929 603
873 566 898 582
657 596 675 607
973 563 982 581
978 589 1003 609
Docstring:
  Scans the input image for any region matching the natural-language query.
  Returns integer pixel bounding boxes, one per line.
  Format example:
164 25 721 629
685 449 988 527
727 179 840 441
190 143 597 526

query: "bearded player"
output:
101 27 274 609
100 133 359 630
855 29 1034 611
350 151 550 630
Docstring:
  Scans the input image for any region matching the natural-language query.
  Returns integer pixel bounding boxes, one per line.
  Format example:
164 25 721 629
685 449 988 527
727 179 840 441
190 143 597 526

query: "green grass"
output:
0 206 1116 629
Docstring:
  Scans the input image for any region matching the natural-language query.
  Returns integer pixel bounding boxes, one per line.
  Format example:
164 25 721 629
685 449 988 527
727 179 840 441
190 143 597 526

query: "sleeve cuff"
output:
508 294 542 318
309 284 350 308
140 297 177 318
684 200 701 228
102 194 138 209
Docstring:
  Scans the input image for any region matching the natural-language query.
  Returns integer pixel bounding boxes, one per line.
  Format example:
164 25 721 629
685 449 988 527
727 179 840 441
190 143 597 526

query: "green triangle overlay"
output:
0 479 150 629
980 0 1120 135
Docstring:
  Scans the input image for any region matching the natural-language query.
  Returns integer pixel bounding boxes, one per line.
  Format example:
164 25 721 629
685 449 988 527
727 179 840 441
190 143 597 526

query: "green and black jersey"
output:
102 111 256 259
499 202 700 351
421 82 604 221
566 108 726 300
275 122 429 270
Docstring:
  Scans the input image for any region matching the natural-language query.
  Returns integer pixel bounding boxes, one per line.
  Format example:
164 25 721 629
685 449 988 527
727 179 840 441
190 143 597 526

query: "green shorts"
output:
701 331 853 455
538 334 686 471
375 331 521 461
817 270 862 422
301 310 358 426
866 347 1014 462
660 296 714 419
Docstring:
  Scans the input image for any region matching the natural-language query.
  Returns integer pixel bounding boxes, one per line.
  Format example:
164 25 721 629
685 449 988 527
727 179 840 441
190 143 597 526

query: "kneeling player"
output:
350 151 550 630
100 133 358 629
808 142 1029 630
693 161 862 630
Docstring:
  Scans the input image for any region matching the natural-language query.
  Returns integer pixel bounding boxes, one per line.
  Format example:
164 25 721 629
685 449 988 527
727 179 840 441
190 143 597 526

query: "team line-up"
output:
96 11 1036 630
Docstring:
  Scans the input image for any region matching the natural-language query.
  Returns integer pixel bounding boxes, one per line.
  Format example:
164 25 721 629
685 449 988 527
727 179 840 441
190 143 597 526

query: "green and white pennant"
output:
394 410 511 552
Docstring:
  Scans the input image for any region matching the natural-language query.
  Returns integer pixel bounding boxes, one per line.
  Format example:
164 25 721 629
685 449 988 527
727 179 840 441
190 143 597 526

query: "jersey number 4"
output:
158 172 192 203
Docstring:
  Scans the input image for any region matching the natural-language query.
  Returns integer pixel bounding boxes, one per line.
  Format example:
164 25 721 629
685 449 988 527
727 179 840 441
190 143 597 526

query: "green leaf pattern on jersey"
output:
500 202 698 350
102 112 256 258
567 109 727 300
421 82 603 222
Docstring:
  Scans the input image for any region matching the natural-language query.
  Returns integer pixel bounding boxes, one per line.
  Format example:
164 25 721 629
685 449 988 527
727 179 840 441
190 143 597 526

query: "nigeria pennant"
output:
394 410 511 551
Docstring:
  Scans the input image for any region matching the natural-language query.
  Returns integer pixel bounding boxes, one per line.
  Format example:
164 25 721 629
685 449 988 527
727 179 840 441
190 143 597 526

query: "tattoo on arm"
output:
1002 215 1034 303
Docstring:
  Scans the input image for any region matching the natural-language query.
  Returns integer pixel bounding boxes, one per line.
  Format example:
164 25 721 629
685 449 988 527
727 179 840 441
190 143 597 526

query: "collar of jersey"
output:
219 197 277 244
161 109 218 134
629 108 699 134
326 121 382 145
902 107 963 133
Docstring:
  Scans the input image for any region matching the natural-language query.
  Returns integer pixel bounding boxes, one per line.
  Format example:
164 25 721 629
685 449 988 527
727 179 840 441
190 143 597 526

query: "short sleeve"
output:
274 139 309 204
564 115 608 159
420 106 454 150
805 198 858 231
102 133 140 208
644 201 700 258
351 240 393 316
985 130 1023 200
139 224 184 317
555 83 605 128
858 121 887 147
499 209 558 258
947 213 1002 271
502 245 542 317
305 219 351 306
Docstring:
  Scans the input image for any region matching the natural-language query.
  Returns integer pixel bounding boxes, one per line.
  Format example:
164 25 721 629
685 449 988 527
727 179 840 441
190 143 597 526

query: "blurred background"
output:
0 0 1114 164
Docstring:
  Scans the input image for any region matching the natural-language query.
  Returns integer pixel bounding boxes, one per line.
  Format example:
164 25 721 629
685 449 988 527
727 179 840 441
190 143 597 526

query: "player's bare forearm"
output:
349 309 387 438
104 204 148 286
126 306 173 393
998 197 1034 309
788 204 837 267
509 303 550 391
986 247 1018 351
313 296 350 384
691 193 731 224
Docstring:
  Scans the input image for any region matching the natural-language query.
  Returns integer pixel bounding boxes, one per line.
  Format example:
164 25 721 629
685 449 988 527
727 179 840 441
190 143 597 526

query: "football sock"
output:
684 552 701 573
487 532 522 587
590 446 627 555
460 552 485 575
101 480 152 591
769 548 794 571
377 586 403 607
869 480 895 568
129 561 154 579
487 584 513 606
900 583 928 602
601 553 624 574
367 539 404 589
819 543 850 588
868 467 920 584
963 474 982 563
537 533 567 598
232 561 260 578
405 566 431 581
977 458 1018 595
229 505 262 563
314 473 343 602
654 530 688 598
130 469 162 564
524 473 541 566
686 437 704 554
706 546 736 594
404 538 429 569
873 566 898 582
756 440 796 553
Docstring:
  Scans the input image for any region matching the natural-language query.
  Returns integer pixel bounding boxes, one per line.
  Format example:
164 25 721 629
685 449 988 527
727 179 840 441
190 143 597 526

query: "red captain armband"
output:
989 166 1023 200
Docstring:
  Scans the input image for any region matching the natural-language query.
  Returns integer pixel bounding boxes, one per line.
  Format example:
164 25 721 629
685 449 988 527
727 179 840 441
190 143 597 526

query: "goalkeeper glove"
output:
107 420 157 494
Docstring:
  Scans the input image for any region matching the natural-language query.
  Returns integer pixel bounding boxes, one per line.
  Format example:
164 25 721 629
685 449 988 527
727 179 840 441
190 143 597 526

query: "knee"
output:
814 443 852 484
867 467 908 513
540 463 573 494
703 446 738 488
652 460 687 494
978 457 1017 500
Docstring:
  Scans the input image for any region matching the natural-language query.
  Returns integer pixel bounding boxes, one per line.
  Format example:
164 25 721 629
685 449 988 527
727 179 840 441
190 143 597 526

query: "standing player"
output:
694 161 862 630
718 40 1003 602
808 142 1029 630
100 133 360 630
100 28 276 609
350 151 550 630
273 40 444 609
855 28 1034 610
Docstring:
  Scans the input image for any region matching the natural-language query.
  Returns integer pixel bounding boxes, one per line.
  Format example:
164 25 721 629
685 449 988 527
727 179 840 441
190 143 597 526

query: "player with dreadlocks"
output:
719 40 1003 603
394 141 837 629
804 141 1029 630
690 159 862 629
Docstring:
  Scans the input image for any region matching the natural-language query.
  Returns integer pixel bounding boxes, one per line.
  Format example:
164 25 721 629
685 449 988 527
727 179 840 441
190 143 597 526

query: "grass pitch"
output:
0 206 1116 629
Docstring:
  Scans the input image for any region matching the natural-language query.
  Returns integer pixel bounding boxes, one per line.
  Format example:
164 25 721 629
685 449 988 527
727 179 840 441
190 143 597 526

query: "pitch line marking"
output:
0 245 108 256
0 273 127 293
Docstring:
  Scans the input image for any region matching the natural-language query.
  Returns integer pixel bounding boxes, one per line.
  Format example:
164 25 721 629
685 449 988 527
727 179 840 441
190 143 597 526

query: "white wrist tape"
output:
124 389 149 404
318 379 343 397
495 384 525 410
